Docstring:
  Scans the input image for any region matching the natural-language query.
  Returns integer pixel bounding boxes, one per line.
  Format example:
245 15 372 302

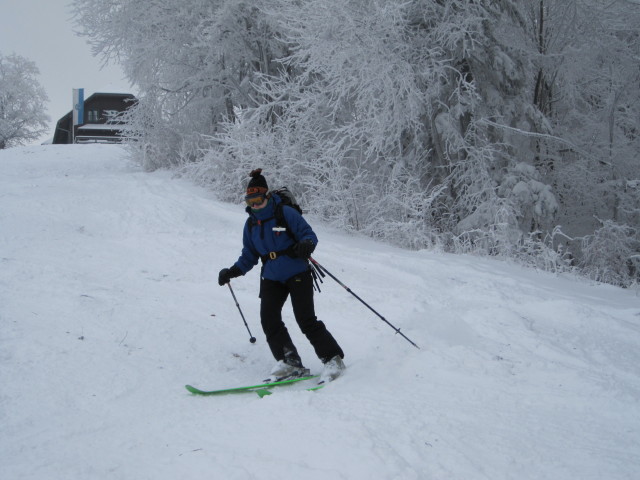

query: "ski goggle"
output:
245 193 267 207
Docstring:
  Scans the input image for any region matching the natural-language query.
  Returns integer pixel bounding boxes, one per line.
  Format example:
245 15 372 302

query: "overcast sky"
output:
1 0 135 144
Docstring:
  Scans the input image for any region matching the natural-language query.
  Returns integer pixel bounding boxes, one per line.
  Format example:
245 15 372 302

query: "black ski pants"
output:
260 269 343 365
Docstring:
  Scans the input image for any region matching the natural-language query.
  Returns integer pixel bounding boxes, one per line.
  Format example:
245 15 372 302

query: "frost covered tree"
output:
509 0 640 283
224 0 564 251
73 0 289 169
0 53 49 149
214 0 527 248
73 0 640 286
215 0 451 241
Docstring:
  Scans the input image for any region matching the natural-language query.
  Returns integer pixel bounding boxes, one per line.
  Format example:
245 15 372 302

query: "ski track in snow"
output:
1 145 639 479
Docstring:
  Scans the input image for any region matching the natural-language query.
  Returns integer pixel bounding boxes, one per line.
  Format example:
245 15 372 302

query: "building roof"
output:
57 92 136 120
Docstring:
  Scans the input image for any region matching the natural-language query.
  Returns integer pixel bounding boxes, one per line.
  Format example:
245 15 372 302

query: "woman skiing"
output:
218 169 345 383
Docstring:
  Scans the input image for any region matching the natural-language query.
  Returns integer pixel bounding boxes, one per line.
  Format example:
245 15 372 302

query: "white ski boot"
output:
265 360 310 382
319 355 345 384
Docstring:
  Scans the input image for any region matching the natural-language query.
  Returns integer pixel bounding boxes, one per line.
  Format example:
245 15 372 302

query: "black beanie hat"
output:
246 168 268 196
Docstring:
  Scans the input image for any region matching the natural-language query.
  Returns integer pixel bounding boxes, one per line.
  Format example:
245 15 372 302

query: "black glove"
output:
294 239 315 260
218 265 242 286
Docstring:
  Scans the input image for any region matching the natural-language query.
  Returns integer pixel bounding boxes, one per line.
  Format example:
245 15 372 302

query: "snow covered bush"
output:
580 220 639 288
498 162 558 233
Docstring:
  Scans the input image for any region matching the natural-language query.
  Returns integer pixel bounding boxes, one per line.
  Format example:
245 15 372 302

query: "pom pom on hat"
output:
246 168 268 195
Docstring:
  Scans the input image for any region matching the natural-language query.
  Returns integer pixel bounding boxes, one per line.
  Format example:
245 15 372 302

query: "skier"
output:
218 169 345 383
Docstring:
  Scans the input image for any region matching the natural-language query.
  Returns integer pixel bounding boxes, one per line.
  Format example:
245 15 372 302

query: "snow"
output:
77 124 124 131
1 145 639 479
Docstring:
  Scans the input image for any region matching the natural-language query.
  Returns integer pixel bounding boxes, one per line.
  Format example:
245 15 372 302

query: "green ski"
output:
186 375 319 398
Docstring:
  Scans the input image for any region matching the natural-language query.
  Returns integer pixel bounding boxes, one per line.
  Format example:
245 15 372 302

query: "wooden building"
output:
52 92 136 144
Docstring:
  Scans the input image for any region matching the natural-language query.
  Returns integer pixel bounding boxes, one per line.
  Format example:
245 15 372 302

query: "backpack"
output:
246 187 303 239
272 187 303 216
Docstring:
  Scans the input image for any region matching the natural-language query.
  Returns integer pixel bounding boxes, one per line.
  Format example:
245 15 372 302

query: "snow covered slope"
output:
1 145 639 479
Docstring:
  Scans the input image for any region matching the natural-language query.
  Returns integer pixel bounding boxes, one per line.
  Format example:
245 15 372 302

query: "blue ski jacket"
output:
233 194 318 283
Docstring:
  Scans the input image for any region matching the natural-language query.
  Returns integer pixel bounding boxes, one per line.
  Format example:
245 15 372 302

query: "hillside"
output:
1 145 639 479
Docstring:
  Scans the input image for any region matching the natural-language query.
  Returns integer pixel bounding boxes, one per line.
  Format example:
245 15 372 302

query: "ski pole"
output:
309 257 420 349
227 283 256 343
